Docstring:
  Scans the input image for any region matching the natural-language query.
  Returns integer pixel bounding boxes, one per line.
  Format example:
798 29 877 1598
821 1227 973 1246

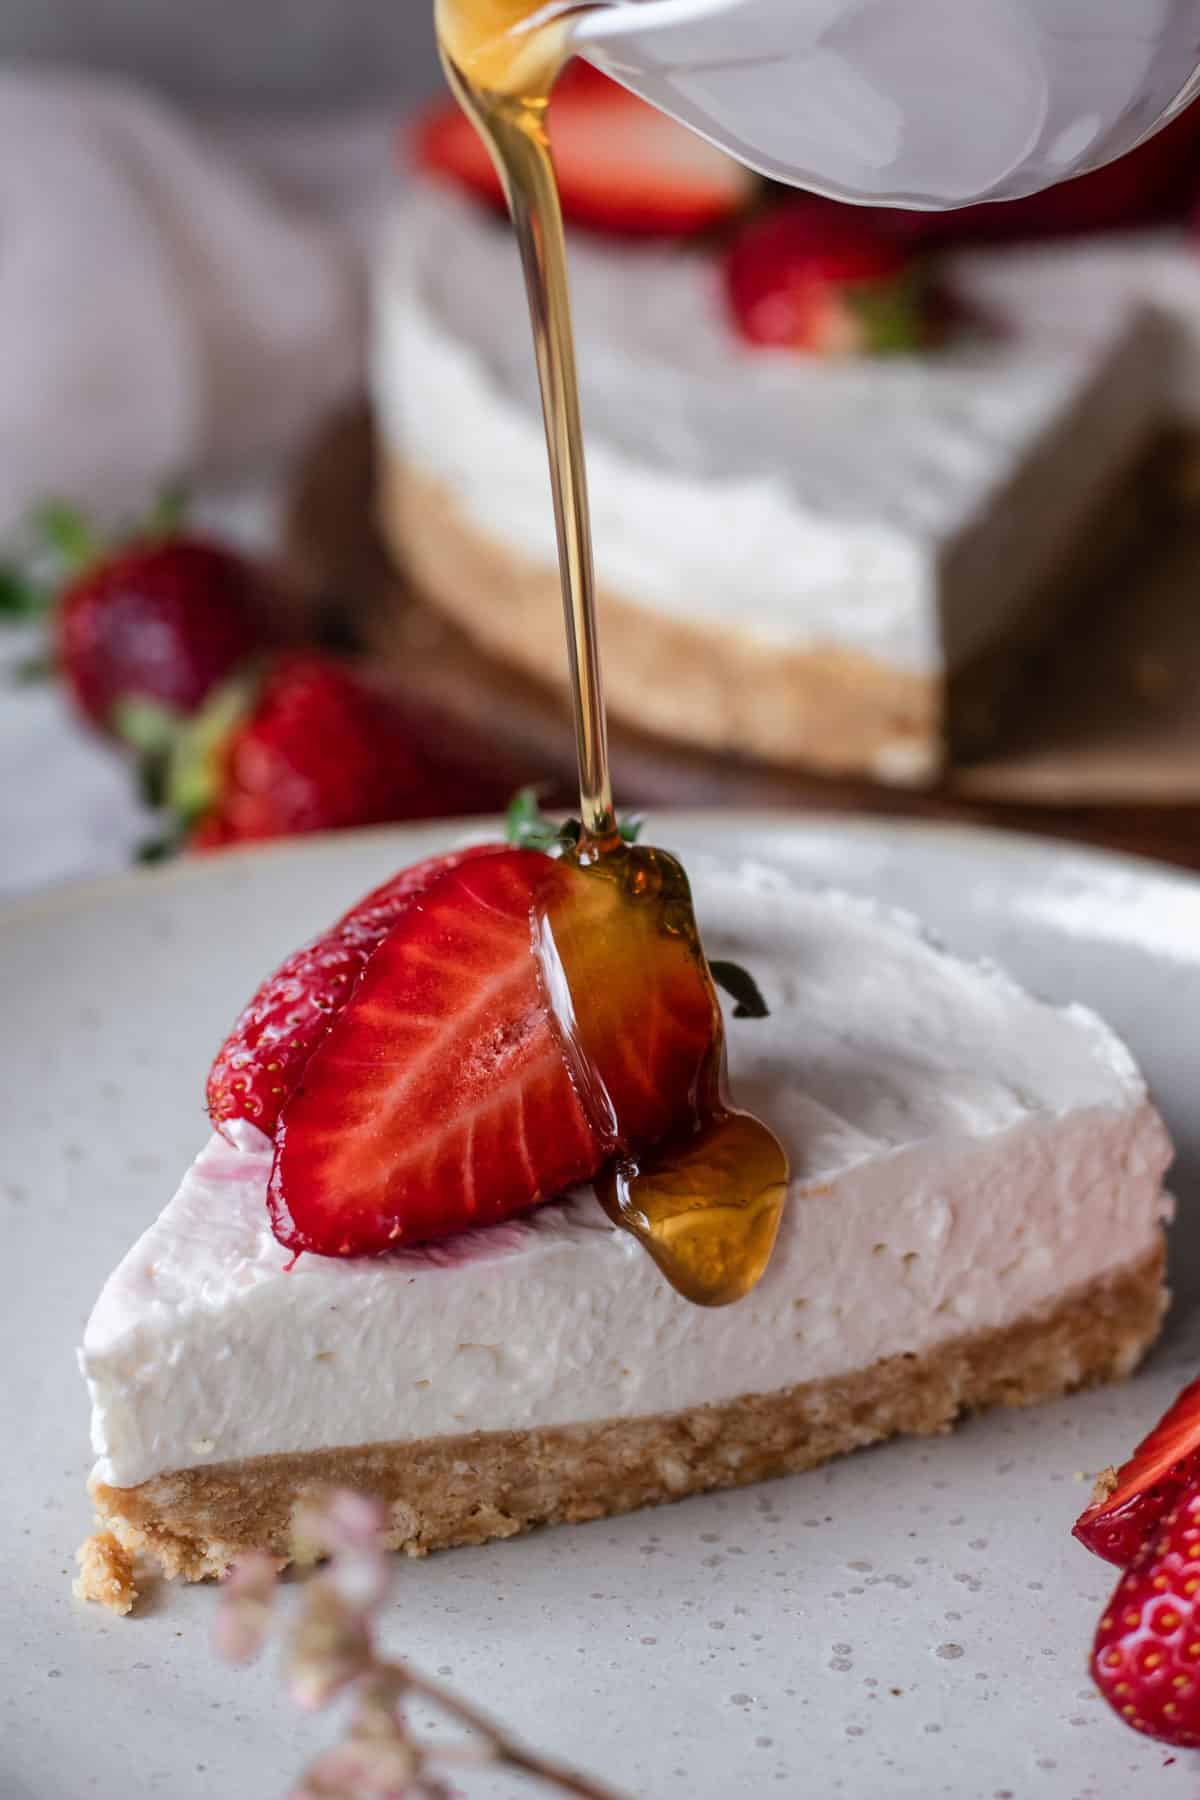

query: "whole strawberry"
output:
725 200 931 355
183 653 510 850
56 531 275 733
1090 1480 1200 1746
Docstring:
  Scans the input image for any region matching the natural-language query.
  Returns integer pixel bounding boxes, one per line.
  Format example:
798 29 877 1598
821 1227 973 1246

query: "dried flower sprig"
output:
213 1489 627 1800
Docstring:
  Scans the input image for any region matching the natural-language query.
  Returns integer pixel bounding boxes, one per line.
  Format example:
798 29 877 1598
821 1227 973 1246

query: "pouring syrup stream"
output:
438 4 616 847
435 0 789 1303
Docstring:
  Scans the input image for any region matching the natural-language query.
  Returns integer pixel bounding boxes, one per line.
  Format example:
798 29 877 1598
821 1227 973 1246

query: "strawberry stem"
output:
505 785 642 852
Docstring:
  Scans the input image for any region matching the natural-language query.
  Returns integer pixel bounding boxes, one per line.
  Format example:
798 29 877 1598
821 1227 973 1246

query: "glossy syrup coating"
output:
539 842 789 1306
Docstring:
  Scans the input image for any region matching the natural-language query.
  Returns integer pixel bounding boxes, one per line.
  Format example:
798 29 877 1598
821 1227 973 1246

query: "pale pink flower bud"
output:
287 1576 372 1710
212 1551 278 1665
291 1733 420 1798
328 1546 393 1616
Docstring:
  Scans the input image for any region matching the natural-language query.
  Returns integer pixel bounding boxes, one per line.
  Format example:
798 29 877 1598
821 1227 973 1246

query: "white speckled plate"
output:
5 814 1200 1800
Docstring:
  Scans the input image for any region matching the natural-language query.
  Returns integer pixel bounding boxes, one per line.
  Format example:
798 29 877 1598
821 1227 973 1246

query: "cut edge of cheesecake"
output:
379 458 943 785
83 1237 1166 1605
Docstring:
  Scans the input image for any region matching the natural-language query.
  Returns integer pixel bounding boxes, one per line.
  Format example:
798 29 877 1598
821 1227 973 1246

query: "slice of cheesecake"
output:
78 861 1173 1597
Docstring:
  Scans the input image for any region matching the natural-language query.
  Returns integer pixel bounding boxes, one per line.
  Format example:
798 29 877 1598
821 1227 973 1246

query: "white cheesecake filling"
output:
81 862 1173 1491
371 180 1161 684
946 228 1200 425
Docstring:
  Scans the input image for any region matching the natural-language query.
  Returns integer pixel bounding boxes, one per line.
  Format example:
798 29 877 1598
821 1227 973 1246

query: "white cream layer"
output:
82 862 1173 1491
371 180 1162 690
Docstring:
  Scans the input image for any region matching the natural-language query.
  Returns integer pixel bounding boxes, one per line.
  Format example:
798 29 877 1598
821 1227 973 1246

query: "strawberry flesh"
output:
1075 1377 1200 1568
268 844 720 1257
414 61 752 237
269 850 597 1253
1090 1478 1200 1746
206 844 508 1136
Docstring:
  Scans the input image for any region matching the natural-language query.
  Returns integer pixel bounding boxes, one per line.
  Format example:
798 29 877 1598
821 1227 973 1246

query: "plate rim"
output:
4 807 1199 934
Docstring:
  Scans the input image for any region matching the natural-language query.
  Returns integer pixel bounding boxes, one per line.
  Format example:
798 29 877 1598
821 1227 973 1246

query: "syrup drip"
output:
436 0 789 1305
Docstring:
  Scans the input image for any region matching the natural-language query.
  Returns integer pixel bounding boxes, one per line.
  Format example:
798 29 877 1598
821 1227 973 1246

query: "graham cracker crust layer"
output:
379 458 942 785
87 1241 1166 1596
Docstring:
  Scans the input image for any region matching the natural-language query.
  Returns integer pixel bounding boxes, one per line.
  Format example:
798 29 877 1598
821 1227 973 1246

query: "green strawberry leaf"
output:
505 785 563 850
505 786 644 852
33 501 102 575
847 268 930 356
0 564 48 619
112 698 186 809
112 697 182 757
145 480 190 538
136 823 188 865
708 959 770 1019
164 673 256 827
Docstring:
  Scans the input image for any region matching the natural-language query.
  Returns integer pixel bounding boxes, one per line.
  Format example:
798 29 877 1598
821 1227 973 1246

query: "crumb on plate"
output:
74 1527 138 1616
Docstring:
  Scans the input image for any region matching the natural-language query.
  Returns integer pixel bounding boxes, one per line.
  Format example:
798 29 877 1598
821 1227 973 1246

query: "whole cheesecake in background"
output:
370 69 1200 785
77 854 1173 1602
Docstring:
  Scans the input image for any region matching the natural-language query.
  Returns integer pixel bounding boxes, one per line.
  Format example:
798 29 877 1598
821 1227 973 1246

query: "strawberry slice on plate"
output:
268 845 719 1257
1075 1376 1200 1568
414 61 753 237
1089 1476 1200 1746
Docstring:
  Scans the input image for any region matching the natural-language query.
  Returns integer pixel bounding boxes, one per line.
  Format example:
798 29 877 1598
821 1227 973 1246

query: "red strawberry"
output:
1090 1479 1200 1746
268 845 718 1256
206 843 509 1136
57 536 274 734
1075 1378 1200 1568
414 61 753 237
186 654 509 850
725 201 930 354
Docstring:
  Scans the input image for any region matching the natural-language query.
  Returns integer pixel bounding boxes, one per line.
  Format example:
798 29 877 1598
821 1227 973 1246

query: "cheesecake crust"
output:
86 1240 1166 1600
379 457 942 785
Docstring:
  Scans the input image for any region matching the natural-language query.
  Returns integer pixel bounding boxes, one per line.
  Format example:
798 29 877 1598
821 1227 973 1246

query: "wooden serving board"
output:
282 407 1200 872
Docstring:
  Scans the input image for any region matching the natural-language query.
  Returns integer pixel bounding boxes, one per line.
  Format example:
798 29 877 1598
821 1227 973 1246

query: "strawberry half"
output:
414 61 753 237
1090 1478 1200 1746
206 844 508 1137
1075 1377 1200 1568
268 845 718 1256
725 200 931 355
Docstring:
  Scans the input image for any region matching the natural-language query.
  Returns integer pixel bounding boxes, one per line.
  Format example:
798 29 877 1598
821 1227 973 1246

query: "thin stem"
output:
398 1665 626 1800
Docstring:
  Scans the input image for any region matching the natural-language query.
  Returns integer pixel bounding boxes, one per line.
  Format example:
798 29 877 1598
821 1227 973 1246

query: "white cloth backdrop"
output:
0 69 414 896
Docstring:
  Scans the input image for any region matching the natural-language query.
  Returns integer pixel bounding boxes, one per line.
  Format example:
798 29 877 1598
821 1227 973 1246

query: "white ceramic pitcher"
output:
568 0 1200 207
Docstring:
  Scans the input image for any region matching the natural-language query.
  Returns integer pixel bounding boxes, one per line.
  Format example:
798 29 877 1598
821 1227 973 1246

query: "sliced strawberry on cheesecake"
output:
1074 1376 1200 1567
206 842 510 1136
268 845 719 1256
414 61 754 236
